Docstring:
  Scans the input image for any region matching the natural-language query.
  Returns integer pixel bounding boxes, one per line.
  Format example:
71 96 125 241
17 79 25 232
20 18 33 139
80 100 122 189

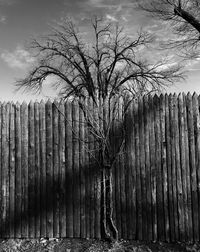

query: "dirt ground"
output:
0 238 199 252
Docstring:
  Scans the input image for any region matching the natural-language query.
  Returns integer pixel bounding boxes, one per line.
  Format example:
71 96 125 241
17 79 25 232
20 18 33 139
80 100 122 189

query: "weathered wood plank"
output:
157 94 165 241
119 98 127 240
46 100 53 237
79 99 86 238
189 93 199 242
58 100 66 237
183 93 193 241
130 99 137 240
143 95 152 241
84 99 90 239
21 102 28 238
52 101 60 238
192 93 200 242
1 102 6 237
187 93 198 242
72 100 80 237
88 98 94 238
28 101 35 238
197 95 200 242
134 97 142 240
165 94 175 242
154 94 164 241
0 103 2 238
2 103 10 237
34 101 40 238
39 100 46 238
93 100 101 239
138 96 147 240
125 98 136 240
178 93 187 242
65 101 73 237
114 100 122 239
160 94 169 242
174 94 184 241
150 95 157 241
170 94 179 241
9 103 15 238
15 102 21 238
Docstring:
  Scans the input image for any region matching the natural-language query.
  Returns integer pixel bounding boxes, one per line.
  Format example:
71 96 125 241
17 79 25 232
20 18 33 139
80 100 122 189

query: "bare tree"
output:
17 17 183 240
137 0 200 58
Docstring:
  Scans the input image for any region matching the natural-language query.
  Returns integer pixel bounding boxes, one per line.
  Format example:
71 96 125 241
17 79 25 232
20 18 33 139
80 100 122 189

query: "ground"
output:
0 238 199 252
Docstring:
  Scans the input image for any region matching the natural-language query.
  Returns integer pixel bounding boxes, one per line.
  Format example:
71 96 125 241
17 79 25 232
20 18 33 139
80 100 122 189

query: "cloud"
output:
0 0 16 5
0 15 6 23
1 46 35 69
106 14 117 22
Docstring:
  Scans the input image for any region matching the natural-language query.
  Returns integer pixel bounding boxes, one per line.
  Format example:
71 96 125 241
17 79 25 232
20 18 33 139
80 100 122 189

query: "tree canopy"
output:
17 18 183 102
137 0 200 58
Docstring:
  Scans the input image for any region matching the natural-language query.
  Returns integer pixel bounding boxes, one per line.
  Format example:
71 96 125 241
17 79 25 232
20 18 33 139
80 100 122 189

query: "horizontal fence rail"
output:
0 93 200 242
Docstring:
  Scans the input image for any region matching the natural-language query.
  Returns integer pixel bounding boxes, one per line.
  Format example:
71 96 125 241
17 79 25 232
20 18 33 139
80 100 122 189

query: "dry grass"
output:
0 238 199 252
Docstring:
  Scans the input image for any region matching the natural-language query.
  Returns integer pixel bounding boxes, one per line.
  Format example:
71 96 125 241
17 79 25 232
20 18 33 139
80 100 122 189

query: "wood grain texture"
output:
39 100 46 238
45 100 53 237
0 96 199 241
21 102 28 238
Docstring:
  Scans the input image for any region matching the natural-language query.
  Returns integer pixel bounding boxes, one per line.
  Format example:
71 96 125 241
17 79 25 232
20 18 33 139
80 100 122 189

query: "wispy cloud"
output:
0 15 6 23
106 14 117 22
0 0 16 5
1 46 35 69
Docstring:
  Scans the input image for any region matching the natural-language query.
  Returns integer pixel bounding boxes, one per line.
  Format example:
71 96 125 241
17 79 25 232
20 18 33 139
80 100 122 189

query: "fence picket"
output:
187 93 198 242
160 94 169 242
46 100 53 237
178 94 186 242
9 103 15 238
183 93 193 241
39 100 46 237
34 101 40 238
59 100 66 237
21 102 28 238
144 96 152 241
65 101 73 237
53 101 59 238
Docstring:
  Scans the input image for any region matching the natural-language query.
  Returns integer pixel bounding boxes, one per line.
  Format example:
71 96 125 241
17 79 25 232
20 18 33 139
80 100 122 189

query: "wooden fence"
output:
0 93 200 242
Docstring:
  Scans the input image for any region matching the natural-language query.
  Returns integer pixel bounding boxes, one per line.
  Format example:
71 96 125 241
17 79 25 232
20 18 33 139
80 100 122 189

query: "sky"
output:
0 0 199 102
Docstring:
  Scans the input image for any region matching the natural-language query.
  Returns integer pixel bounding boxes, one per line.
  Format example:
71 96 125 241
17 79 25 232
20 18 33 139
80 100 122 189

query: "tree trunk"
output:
101 165 118 241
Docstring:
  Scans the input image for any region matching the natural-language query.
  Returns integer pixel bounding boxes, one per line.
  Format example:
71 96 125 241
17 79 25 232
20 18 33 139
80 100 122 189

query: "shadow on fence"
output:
0 94 200 243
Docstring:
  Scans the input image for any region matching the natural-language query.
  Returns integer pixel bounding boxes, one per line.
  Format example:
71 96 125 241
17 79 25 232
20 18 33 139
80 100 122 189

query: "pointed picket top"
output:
147 92 153 105
15 101 21 112
143 94 148 105
28 100 34 106
178 92 183 105
39 99 45 106
153 93 159 100
59 98 65 104
192 92 198 99
53 99 60 111
160 93 164 99
34 99 40 105
173 93 177 103
182 92 186 100
178 92 182 99
2 101 7 106
21 100 27 106
46 98 52 105
165 93 169 99
153 93 159 109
